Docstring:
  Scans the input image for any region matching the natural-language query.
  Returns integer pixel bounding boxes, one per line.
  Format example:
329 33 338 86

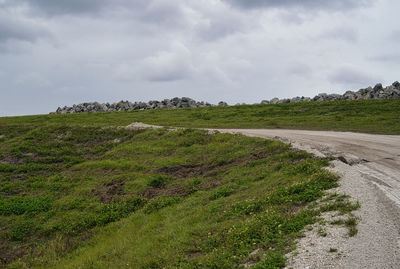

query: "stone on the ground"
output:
53 81 400 114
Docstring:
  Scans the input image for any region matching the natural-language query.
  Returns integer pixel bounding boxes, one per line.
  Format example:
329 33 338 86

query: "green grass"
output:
0 124 342 268
0 100 373 268
1 99 399 134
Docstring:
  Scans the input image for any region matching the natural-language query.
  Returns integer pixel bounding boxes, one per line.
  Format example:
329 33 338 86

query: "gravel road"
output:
212 128 400 268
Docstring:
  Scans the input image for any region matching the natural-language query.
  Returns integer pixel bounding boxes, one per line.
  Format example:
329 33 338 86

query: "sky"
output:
0 0 399 116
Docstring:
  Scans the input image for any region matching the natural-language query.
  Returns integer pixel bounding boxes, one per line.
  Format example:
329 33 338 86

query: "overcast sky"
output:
0 0 399 116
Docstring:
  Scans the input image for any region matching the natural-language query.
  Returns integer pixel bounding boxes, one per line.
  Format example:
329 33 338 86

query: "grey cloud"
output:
188 1 251 42
139 43 194 82
368 54 400 63
0 42 31 54
223 0 371 10
0 14 48 43
196 16 244 41
7 0 147 16
8 0 187 32
287 62 312 76
390 30 400 42
7 0 186 22
16 0 109 15
0 12 49 54
328 66 378 86
137 1 184 26
277 11 308 24
318 26 358 43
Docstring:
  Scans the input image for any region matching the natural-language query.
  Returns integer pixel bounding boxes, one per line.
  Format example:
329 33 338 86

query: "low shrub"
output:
7 220 38 241
0 196 52 216
147 175 171 188
144 197 181 214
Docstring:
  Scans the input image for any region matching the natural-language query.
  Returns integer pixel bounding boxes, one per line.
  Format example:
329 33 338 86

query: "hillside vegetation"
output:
2 99 399 134
0 100 380 268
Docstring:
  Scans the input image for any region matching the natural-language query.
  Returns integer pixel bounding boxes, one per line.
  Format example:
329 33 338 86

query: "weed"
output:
54 197 146 235
330 219 345 225
189 112 212 121
252 251 286 269
317 226 328 237
320 201 360 215
345 217 358 237
144 196 181 214
7 220 38 241
0 197 52 216
210 185 236 200
317 193 360 237
322 193 350 202
148 175 172 188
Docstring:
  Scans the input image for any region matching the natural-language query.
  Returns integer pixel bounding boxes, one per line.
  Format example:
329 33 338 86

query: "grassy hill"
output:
1 99 399 134
0 99 388 268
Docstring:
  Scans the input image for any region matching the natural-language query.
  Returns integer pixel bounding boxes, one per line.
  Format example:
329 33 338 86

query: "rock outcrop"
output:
53 81 399 114
261 81 400 104
55 97 217 114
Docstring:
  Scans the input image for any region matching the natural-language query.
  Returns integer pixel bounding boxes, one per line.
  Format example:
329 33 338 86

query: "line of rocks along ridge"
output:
53 81 400 114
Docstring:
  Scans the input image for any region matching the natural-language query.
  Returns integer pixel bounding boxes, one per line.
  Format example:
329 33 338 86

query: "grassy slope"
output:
0 99 388 268
0 121 358 269
1 99 399 134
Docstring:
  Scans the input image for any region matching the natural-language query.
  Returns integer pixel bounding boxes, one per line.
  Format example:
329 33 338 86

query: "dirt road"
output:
212 128 400 268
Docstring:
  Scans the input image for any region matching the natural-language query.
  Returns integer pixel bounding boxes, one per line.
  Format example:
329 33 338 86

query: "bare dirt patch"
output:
140 184 187 199
198 177 224 190
0 242 26 266
250 151 271 160
154 165 210 179
92 180 125 203
186 250 202 261
154 152 272 180
0 155 24 166
8 174 27 182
